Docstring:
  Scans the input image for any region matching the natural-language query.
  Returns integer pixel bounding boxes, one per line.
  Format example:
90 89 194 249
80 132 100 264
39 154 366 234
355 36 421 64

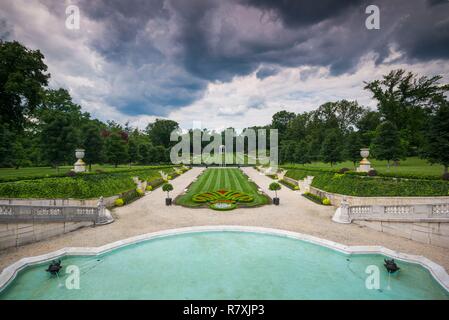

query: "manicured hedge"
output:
0 167 173 199
302 192 330 205
282 165 445 181
0 165 176 183
279 179 299 190
285 168 449 196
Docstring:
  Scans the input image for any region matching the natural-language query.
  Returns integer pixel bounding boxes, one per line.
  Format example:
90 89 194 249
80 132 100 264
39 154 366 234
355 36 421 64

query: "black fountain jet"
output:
46 260 62 275
384 259 400 274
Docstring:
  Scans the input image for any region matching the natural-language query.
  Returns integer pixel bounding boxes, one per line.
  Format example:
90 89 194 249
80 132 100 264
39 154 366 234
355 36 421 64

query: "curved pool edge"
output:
1 225 449 293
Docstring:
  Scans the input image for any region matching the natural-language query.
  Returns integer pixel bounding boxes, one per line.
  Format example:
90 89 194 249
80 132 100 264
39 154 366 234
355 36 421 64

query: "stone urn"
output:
74 148 86 172
357 148 372 173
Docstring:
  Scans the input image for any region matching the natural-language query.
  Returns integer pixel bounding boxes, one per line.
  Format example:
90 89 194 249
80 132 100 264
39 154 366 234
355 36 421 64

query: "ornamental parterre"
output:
192 190 254 210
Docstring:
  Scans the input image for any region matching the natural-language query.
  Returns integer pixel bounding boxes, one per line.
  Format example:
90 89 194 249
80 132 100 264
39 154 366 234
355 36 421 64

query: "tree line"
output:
271 70 449 175
1 40 449 175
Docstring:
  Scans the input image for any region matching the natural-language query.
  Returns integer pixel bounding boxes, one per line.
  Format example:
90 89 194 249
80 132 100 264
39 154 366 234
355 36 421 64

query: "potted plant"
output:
162 183 174 206
269 182 281 205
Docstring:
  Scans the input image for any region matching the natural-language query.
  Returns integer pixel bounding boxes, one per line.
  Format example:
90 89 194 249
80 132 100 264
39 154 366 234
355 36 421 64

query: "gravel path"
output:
1 167 448 273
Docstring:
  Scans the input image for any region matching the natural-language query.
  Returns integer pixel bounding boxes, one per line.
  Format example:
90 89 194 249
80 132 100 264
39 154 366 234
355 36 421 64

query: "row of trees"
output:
271 70 449 174
0 41 179 169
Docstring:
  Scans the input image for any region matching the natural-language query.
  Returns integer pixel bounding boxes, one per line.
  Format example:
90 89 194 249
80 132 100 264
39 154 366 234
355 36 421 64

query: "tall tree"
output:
344 131 363 168
271 110 295 139
105 131 129 167
364 69 449 154
320 130 343 166
293 140 311 165
40 114 79 169
371 121 404 168
423 99 449 175
0 41 50 128
146 119 179 148
82 121 105 171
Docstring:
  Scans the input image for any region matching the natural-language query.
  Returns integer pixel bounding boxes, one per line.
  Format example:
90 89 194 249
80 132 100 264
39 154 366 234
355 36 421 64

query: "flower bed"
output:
302 192 331 205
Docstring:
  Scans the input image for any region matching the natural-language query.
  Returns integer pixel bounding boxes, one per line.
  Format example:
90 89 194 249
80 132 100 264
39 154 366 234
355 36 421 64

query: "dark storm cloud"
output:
240 0 364 27
11 0 448 118
256 66 279 79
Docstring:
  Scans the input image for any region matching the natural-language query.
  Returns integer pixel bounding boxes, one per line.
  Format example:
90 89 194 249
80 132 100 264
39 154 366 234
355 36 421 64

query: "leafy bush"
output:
114 198 124 206
136 189 144 196
147 177 164 189
279 179 299 190
146 185 153 191
338 168 350 174
368 169 378 176
0 167 172 199
303 192 330 205
286 168 449 196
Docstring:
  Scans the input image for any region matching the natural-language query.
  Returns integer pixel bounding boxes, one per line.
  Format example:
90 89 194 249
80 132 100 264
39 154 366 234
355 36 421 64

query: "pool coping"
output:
1 225 449 294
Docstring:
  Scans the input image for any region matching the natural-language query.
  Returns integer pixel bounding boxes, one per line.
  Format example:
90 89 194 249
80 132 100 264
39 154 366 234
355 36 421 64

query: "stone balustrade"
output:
0 197 112 225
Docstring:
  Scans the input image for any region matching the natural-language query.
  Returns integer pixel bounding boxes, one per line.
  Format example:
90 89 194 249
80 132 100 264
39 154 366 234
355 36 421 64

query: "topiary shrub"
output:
368 169 378 176
146 185 153 191
322 198 331 205
162 183 174 198
114 198 124 206
442 173 449 181
338 168 350 174
136 189 144 197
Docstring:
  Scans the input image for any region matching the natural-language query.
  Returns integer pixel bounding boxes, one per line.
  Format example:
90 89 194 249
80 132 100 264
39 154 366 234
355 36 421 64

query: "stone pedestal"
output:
356 148 372 173
74 148 86 173
74 159 86 173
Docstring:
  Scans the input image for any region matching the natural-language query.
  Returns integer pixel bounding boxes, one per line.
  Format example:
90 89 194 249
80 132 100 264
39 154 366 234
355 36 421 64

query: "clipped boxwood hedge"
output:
279 179 299 190
0 167 173 199
285 168 449 197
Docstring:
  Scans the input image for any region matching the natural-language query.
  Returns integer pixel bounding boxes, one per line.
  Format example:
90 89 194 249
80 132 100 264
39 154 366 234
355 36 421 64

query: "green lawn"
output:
176 168 269 207
283 157 446 178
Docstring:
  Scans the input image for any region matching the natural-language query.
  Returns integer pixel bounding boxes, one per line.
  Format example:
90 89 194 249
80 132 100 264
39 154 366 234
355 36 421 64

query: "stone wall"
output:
0 195 119 208
354 220 449 249
307 186 449 248
0 221 93 250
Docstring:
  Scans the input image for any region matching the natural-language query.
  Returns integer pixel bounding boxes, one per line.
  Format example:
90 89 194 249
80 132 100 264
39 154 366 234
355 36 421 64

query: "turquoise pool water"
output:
1 231 448 299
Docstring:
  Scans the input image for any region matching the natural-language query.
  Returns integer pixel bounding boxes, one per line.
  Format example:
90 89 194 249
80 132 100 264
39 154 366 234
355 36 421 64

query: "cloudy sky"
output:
1 0 449 130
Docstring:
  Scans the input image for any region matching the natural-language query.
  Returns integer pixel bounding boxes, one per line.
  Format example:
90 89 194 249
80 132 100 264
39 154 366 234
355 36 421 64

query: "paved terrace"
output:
1 167 448 272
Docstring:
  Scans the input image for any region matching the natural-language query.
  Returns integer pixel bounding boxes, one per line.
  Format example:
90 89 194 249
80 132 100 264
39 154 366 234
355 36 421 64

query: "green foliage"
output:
279 179 299 190
303 192 330 205
136 188 144 196
146 185 153 191
0 167 172 199
364 69 449 154
114 198 124 206
162 183 173 197
344 131 363 167
320 129 343 166
105 130 128 167
286 168 449 196
146 119 179 148
371 121 405 165
269 182 281 197
0 41 50 128
423 99 449 174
